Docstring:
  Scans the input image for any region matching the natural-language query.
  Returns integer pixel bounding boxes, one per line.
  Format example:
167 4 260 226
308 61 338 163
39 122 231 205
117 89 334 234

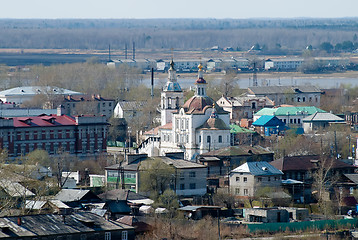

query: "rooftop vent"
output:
262 167 268 171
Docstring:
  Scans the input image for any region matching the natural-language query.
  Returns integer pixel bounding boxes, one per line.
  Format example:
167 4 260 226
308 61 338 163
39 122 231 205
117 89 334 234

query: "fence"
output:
246 218 358 233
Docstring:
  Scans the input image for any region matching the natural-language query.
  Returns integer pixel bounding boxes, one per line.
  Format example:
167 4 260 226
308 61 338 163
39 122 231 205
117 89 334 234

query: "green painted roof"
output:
255 106 325 116
230 124 255 134
274 106 326 116
255 108 276 116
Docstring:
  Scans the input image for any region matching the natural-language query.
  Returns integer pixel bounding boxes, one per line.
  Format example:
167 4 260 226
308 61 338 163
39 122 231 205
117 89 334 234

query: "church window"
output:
176 119 179 129
186 135 189 143
186 119 189 129
176 97 179 108
207 136 211 143
176 134 179 142
199 136 201 143
218 135 222 143
303 97 306 102
168 97 172 109
181 119 184 129
252 102 256 109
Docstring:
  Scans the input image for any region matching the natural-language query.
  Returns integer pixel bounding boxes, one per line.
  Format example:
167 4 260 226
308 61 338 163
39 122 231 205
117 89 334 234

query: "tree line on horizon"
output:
1 19 358 52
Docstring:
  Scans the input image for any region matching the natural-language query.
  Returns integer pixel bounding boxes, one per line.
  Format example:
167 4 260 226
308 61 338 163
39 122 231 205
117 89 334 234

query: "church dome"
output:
198 107 230 130
195 63 206 84
183 96 226 114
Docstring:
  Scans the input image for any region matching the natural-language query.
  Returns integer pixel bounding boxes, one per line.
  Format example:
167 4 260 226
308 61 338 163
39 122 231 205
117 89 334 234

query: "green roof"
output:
230 124 255 134
274 106 326 116
255 108 276 116
255 106 325 116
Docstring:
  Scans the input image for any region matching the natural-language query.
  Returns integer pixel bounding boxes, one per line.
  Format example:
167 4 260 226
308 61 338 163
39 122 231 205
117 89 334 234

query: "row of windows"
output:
175 118 189 130
276 96 319 103
199 135 226 143
235 176 281 182
162 134 171 142
283 118 301 124
179 171 196 179
235 188 249 195
180 183 196 190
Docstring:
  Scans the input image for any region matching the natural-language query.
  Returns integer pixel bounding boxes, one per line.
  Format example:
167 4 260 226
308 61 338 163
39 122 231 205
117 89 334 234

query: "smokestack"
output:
125 43 128 59
132 42 135 60
108 44 111 62
151 68 154 99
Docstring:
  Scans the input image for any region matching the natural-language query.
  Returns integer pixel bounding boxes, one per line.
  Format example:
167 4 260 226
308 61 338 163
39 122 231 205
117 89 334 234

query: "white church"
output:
139 60 231 160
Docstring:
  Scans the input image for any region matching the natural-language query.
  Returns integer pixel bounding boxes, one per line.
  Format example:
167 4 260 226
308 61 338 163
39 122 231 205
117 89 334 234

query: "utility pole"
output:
217 209 221 240
121 166 125 190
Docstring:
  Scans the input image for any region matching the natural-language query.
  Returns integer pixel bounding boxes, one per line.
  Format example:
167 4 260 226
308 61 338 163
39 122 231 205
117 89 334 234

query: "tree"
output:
219 72 239 97
25 149 50 166
341 40 355 51
319 42 334 53
139 158 175 200
311 155 338 217
156 189 179 217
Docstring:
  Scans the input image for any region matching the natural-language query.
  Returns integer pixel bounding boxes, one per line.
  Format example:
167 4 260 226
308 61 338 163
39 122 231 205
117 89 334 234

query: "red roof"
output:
13 115 76 127
195 77 206 84
159 122 172 130
183 96 227 115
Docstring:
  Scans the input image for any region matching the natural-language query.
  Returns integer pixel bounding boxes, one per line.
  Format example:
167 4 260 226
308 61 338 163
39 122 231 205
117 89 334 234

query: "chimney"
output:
57 105 64 116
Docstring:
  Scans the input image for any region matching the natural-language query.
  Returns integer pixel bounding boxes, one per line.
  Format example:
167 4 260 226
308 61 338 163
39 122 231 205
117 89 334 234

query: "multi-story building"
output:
217 95 274 121
61 94 115 120
0 86 82 105
265 58 304 71
105 154 207 196
247 85 323 106
229 161 283 198
0 113 108 158
253 106 326 128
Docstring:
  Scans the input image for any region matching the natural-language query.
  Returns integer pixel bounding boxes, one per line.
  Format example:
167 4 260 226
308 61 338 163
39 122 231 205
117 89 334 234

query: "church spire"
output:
168 59 177 83
195 63 207 96
163 60 181 92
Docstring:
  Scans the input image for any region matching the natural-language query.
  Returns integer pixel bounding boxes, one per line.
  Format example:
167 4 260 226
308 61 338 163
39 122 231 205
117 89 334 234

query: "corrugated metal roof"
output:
201 145 273 156
248 85 322 95
54 189 91 202
303 112 345 122
0 86 82 97
117 101 146 111
232 161 283 176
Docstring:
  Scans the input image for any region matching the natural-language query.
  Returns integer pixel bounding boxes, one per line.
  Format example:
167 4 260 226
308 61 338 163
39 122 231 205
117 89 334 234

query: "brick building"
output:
0 114 108 158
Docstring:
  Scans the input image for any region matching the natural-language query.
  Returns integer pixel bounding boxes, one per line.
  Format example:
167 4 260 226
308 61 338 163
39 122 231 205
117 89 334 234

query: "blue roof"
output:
163 82 182 92
252 115 285 127
232 161 283 176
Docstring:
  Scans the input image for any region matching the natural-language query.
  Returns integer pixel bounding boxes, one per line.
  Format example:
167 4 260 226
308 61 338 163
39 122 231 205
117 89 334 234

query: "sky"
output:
1 0 358 19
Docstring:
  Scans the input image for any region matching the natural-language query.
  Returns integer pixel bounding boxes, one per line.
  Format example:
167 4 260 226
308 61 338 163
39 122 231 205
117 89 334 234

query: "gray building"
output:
247 85 322 106
244 207 289 223
0 212 134 240
229 161 283 197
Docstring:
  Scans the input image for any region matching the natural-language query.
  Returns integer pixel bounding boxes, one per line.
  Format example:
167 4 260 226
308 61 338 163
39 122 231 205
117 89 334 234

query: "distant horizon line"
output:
1 17 358 20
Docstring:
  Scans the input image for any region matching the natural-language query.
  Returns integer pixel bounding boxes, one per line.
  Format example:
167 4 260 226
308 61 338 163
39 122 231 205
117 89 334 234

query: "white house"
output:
229 161 283 197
